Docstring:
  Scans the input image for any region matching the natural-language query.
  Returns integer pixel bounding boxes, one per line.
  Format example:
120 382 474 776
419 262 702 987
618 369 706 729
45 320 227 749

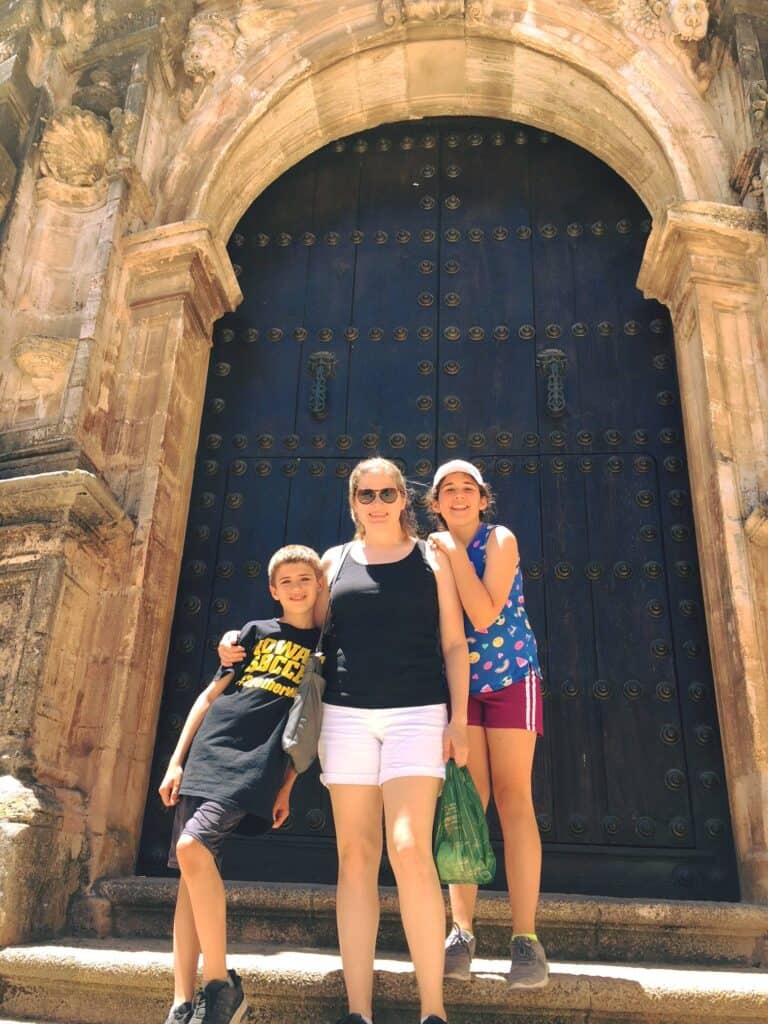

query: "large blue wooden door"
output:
140 119 737 899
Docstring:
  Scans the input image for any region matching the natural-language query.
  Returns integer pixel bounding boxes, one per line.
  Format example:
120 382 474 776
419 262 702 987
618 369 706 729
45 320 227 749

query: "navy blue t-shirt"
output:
179 618 319 822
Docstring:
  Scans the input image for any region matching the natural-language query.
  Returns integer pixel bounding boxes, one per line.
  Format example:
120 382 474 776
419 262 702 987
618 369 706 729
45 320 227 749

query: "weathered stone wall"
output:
0 0 767 944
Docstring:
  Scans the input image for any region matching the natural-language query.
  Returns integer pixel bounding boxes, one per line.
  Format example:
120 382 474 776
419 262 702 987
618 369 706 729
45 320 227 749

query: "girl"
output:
428 458 548 990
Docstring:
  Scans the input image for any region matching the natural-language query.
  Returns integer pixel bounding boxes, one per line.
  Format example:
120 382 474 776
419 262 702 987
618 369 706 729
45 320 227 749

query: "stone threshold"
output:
1 938 768 1024
90 876 768 967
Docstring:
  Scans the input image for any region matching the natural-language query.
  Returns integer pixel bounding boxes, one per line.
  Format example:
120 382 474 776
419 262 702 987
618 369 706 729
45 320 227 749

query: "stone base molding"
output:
0 470 132 945
638 200 768 903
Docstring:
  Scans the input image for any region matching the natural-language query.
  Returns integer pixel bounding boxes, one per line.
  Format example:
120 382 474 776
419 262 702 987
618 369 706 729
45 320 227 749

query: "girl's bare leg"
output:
486 728 540 934
328 784 384 1021
383 776 445 1021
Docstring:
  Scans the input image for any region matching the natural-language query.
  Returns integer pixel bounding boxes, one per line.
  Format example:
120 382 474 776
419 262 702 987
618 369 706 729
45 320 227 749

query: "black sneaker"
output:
421 1017 448 1024
335 1016 371 1024
164 1004 193 1024
190 969 247 1024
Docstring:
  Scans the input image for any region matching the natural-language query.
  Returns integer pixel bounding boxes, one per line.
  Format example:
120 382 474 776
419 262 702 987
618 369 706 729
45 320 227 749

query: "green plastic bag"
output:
434 760 496 885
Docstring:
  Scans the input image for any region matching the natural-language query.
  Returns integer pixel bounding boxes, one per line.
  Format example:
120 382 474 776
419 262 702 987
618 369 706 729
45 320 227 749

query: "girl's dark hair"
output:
427 476 496 530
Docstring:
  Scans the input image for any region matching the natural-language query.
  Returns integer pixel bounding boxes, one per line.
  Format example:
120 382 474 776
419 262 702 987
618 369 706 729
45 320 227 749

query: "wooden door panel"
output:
347 128 441 466
538 456 604 846
584 456 694 847
294 147 361 450
435 125 537 457
221 163 315 448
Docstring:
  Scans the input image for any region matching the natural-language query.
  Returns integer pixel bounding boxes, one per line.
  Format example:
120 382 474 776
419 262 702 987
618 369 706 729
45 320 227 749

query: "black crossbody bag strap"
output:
316 542 351 654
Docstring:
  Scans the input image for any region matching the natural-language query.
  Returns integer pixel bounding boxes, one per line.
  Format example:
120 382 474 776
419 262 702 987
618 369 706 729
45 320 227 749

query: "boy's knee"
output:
175 833 213 872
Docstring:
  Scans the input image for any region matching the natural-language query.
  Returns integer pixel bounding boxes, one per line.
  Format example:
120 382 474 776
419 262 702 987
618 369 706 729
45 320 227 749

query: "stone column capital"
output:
120 220 242 326
0 469 132 538
638 201 768 305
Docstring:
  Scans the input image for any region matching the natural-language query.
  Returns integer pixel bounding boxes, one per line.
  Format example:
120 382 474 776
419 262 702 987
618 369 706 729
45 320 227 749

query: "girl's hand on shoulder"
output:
218 629 245 667
428 530 459 559
158 764 183 807
443 718 469 767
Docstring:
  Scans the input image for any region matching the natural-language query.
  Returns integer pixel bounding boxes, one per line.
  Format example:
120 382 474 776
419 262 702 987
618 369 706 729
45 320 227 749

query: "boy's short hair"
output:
268 544 323 584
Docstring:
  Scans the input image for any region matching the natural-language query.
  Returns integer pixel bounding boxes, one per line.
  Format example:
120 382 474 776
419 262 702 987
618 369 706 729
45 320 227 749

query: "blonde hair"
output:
348 457 417 540
268 544 323 584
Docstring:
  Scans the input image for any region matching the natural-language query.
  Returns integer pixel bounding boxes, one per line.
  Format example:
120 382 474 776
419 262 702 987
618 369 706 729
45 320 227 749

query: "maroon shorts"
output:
467 668 544 735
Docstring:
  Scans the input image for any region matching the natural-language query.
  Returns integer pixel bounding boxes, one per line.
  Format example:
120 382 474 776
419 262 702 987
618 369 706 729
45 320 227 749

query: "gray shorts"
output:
167 795 246 872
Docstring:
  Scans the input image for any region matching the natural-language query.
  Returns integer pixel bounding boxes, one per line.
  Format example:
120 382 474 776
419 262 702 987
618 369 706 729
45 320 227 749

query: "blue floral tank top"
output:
466 523 541 693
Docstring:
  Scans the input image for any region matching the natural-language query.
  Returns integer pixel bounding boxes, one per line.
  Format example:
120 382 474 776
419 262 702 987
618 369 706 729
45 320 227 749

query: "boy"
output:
158 544 323 1024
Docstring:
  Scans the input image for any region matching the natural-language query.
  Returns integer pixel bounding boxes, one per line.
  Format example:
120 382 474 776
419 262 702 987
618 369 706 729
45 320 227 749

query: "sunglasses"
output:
355 487 400 504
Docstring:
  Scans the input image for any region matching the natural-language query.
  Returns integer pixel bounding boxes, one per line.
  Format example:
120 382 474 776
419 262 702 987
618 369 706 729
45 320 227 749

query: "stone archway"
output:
114 11 768 907
5 2 767 945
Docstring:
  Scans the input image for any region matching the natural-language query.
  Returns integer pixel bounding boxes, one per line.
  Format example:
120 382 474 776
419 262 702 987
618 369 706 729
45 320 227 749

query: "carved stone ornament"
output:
2 336 77 427
109 108 140 161
750 81 768 135
72 68 122 118
39 106 115 187
182 13 244 83
668 0 709 42
12 336 77 382
382 1 478 25
40 0 98 64
583 0 709 42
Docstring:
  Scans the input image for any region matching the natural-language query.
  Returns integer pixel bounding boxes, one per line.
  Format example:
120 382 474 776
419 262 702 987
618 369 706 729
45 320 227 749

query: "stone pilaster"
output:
638 200 768 902
80 223 241 886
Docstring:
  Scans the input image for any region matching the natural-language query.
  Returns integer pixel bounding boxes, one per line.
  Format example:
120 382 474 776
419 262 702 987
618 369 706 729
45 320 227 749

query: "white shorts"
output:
318 703 448 787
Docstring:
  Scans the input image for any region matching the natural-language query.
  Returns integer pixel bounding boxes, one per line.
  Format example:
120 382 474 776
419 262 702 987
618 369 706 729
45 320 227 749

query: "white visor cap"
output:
432 459 485 490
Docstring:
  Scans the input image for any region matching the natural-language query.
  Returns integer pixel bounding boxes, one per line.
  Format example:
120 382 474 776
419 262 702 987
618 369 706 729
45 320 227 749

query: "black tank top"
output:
323 542 447 709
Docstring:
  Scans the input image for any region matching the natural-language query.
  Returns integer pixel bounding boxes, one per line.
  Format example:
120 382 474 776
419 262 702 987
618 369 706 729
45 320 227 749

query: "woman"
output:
428 459 547 989
219 457 469 1024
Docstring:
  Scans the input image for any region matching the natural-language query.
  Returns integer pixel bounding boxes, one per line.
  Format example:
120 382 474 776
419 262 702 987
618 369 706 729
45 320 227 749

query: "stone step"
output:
89 877 768 967
1 938 767 1024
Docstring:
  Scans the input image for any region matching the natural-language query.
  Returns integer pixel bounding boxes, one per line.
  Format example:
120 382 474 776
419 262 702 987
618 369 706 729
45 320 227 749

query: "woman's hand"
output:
443 718 469 767
158 764 183 807
218 629 246 667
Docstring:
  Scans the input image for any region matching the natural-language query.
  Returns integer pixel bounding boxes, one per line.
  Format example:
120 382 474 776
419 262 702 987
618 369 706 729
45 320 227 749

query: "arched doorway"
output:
140 117 737 900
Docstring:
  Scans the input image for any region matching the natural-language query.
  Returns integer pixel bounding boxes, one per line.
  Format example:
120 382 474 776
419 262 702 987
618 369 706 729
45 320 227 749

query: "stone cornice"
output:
638 200 768 302
0 469 133 538
121 220 242 322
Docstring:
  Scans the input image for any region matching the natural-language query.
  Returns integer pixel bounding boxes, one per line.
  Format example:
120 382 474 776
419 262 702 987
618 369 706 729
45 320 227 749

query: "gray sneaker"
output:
164 1004 193 1024
507 935 549 989
444 922 476 980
